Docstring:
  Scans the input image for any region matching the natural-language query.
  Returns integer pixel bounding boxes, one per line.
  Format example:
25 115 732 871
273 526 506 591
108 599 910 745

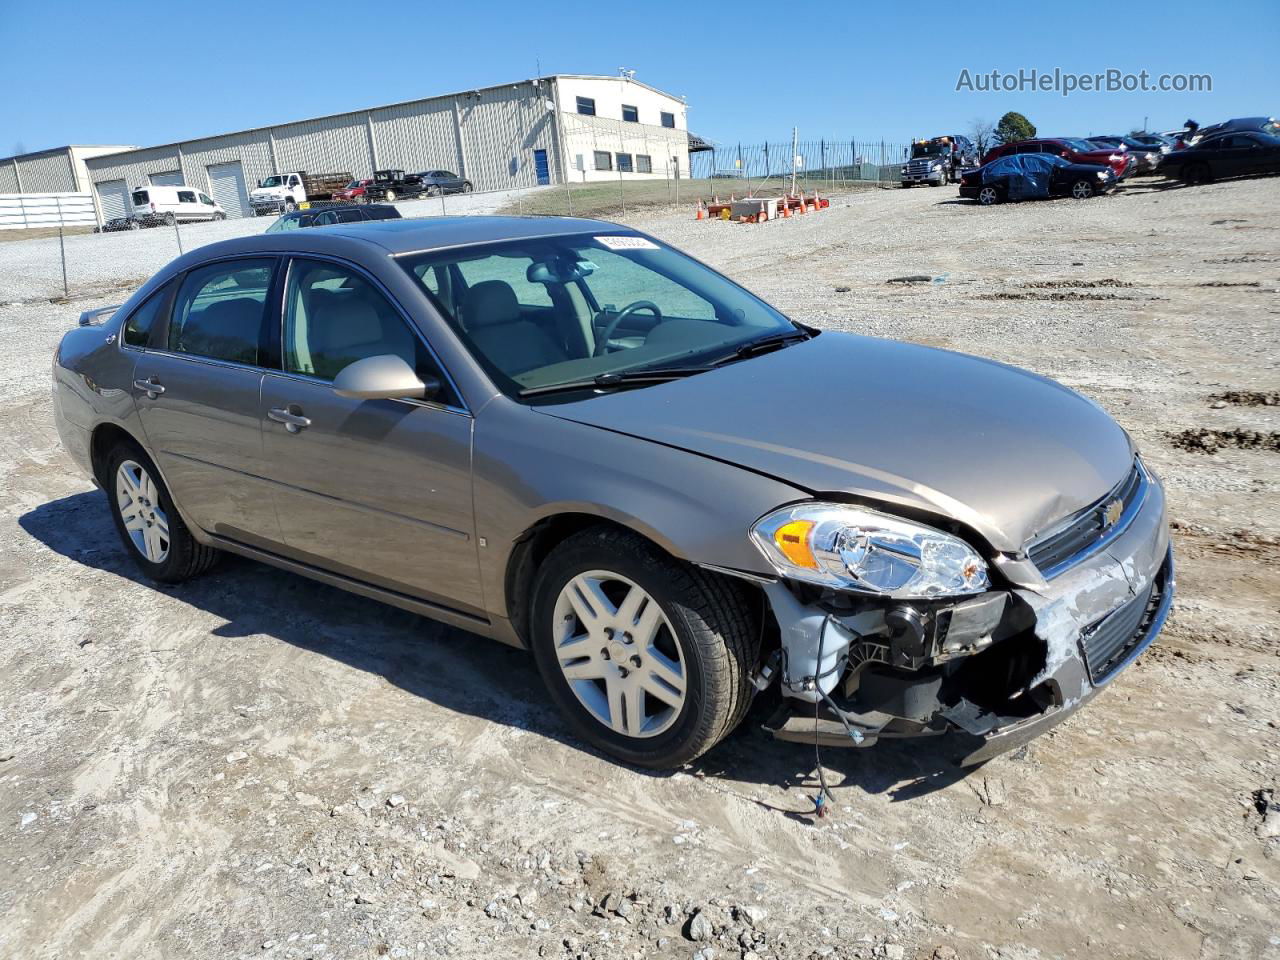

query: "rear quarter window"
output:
123 282 173 348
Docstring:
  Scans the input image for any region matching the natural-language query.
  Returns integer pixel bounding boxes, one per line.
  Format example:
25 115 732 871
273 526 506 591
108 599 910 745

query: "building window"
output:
593 151 612 171
576 97 596 116
616 153 633 173
636 154 652 174
621 104 639 123
660 111 676 128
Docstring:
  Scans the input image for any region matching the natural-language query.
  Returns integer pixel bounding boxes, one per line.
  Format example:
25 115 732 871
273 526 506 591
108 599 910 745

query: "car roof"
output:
167 215 627 269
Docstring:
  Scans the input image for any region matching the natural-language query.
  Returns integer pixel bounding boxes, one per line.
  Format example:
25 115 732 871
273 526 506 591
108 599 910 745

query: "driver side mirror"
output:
333 354 438 401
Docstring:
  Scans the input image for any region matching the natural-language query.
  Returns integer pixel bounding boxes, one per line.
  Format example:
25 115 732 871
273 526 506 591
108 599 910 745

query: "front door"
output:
533 149 550 185
258 257 483 613
131 256 284 548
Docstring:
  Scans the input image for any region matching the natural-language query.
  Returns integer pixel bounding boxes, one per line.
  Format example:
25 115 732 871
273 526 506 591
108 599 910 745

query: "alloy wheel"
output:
115 459 169 563
978 186 999 205
551 570 686 738
1071 180 1094 199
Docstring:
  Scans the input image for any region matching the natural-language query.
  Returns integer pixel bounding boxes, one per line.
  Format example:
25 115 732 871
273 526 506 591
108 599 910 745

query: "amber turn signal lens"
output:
773 519 818 569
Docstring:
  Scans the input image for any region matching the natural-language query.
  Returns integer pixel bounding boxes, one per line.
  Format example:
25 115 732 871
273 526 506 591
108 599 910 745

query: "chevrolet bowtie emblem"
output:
1102 498 1124 529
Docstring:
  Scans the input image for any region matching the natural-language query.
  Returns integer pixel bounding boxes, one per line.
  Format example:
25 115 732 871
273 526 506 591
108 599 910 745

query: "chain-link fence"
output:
1 134 910 304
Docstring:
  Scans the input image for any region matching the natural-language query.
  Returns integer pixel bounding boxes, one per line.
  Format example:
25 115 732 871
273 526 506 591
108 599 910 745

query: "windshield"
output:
399 232 799 399
345 180 363 189
265 215 300 233
911 142 948 157
259 176 285 188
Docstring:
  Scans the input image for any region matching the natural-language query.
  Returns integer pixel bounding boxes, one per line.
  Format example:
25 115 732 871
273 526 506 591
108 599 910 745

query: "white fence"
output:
0 192 98 230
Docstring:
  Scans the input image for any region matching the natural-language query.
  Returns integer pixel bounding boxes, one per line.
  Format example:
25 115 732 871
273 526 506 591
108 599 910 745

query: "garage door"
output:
149 170 185 186
206 161 250 218
96 179 130 221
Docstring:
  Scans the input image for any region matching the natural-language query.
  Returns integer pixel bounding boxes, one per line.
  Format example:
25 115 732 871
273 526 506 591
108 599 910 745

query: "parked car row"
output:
957 113 1277 205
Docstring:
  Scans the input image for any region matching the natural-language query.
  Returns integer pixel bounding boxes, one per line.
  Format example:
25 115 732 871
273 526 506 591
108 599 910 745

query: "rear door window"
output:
168 259 276 365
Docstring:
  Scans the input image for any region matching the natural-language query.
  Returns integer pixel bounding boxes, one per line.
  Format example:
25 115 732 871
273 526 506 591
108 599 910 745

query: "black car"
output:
1160 131 1280 184
1191 116 1279 144
413 170 474 196
96 216 141 233
366 169 425 202
263 203 402 233
959 153 1116 205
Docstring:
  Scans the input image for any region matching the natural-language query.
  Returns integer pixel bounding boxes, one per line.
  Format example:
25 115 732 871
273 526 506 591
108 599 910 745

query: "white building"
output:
553 75 690 183
76 74 693 222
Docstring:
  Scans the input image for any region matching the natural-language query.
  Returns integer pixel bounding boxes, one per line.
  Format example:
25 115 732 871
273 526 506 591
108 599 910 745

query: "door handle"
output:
268 406 311 433
133 377 165 399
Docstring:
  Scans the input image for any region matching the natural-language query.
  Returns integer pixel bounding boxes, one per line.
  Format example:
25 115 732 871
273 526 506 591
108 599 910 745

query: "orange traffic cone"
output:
695 200 706 220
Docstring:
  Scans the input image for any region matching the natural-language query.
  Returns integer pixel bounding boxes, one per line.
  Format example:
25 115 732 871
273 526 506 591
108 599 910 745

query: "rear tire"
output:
530 527 759 768
162 212 176 226
462 182 473 193
977 185 1001 205
104 442 218 584
384 189 396 202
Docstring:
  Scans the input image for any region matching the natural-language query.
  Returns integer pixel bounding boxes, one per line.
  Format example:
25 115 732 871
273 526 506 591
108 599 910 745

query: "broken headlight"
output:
751 503 989 598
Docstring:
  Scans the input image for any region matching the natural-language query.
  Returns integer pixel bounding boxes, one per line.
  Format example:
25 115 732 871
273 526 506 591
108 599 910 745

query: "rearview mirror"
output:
332 354 438 401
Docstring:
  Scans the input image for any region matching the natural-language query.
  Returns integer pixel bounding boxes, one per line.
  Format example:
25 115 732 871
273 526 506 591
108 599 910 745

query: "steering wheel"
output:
594 300 662 357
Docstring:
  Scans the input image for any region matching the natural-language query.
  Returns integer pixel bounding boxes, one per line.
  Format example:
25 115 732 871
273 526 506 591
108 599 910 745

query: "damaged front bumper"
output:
761 466 1173 765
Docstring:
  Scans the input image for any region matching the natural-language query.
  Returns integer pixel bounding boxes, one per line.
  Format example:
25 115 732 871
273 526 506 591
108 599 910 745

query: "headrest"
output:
310 297 381 352
462 280 520 329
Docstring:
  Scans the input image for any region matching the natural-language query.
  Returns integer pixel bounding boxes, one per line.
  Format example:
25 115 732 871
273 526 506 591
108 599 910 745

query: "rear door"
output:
131 256 285 548
257 257 482 611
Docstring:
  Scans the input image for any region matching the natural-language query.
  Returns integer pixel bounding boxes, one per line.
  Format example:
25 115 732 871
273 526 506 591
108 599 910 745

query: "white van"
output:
130 185 225 226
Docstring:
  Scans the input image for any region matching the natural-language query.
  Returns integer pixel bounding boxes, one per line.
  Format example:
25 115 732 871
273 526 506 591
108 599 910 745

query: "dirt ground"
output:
1 176 1277 960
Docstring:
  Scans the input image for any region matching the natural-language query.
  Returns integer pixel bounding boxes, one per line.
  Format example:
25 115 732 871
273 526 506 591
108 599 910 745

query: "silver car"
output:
52 217 1173 768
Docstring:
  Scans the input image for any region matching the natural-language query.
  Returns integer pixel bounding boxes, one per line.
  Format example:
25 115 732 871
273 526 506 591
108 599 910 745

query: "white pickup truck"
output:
249 170 352 215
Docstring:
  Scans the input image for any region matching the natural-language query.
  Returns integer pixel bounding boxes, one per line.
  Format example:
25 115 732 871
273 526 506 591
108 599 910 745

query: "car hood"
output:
539 333 1134 553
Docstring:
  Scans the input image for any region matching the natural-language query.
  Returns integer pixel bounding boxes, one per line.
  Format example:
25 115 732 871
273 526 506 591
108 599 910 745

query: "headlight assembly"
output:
751 503 990 597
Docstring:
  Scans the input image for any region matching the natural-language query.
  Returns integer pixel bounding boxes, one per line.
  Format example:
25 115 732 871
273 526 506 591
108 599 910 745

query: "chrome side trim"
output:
1035 460 1150 580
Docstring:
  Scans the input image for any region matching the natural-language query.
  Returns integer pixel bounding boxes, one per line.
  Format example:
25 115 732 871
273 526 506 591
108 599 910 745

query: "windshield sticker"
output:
594 235 659 251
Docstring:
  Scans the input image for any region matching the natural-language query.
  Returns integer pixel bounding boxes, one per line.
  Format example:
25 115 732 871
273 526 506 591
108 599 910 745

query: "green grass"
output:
498 175 895 220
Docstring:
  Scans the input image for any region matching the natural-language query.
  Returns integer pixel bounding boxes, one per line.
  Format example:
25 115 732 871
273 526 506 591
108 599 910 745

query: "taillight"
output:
150 202 156 211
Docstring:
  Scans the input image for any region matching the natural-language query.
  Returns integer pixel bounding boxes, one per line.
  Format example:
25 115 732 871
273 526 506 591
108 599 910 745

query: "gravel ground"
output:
1 176 1278 960
0 185 547 304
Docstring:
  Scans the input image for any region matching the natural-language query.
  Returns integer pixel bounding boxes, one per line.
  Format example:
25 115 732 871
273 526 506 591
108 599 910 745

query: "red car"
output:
333 178 372 203
982 139 1133 179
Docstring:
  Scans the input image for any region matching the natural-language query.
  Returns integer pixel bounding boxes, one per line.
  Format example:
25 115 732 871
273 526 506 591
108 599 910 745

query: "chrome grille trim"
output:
1027 460 1148 580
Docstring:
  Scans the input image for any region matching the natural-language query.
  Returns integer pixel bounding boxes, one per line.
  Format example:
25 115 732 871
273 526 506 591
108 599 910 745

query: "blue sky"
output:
3 0 1276 155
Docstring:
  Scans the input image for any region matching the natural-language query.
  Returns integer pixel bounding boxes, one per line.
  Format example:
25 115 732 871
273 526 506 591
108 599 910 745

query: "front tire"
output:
1070 179 1095 200
105 442 218 584
530 527 759 768
462 182 473 193
1182 162 1211 185
384 189 396 202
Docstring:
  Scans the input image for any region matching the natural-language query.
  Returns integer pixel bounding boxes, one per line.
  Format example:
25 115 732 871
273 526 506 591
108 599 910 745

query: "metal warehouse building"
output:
1 144 138 195
80 73 692 221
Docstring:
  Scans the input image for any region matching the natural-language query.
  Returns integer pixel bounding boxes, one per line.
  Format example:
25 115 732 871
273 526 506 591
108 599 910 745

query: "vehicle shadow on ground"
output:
20 490 985 805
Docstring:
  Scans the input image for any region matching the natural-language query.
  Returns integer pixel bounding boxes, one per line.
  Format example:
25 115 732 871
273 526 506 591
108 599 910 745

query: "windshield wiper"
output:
518 366 712 398
708 329 812 367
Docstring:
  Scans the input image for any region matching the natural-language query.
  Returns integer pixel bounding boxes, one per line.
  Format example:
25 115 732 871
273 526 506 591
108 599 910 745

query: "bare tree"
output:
968 119 994 158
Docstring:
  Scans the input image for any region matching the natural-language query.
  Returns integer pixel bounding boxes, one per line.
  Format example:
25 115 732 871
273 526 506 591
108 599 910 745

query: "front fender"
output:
472 400 805 620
